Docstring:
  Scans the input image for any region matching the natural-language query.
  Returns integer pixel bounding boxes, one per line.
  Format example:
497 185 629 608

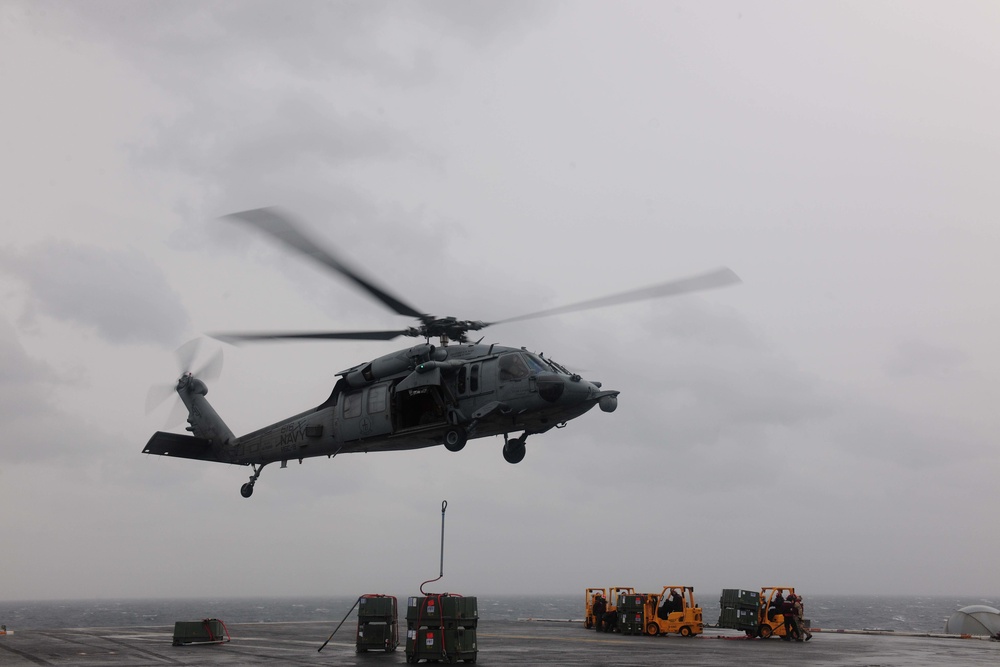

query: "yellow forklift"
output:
757 586 797 639
642 586 703 637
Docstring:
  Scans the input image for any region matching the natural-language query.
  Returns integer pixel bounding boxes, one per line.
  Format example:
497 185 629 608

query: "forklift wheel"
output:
645 622 659 637
759 625 773 639
680 626 692 637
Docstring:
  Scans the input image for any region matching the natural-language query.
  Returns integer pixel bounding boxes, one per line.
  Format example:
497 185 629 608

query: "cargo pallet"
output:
718 588 760 636
405 594 478 664
357 594 399 653
617 593 648 636
172 618 230 646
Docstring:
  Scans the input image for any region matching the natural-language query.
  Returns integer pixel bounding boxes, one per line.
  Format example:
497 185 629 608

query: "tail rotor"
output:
145 339 224 426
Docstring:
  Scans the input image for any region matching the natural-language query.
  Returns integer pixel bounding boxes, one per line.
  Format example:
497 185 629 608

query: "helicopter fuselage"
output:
144 341 618 496
231 342 617 461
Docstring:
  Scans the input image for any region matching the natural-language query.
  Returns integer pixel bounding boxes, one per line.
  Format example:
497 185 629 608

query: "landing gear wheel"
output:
645 622 659 637
240 463 265 499
443 426 467 452
502 437 526 464
679 626 692 637
758 625 773 639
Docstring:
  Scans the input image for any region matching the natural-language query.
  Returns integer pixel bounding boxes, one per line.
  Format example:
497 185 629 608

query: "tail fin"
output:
143 373 235 463
143 431 218 461
175 374 236 446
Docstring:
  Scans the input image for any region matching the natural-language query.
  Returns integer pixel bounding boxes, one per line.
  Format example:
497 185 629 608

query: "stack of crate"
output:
356 594 398 653
617 593 648 636
718 589 760 635
405 594 478 664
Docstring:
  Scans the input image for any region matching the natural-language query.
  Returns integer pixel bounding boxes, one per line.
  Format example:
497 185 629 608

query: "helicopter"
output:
143 208 740 498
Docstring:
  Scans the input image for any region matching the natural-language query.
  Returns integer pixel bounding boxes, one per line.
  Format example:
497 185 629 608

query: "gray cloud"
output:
1 241 190 346
2 1 999 601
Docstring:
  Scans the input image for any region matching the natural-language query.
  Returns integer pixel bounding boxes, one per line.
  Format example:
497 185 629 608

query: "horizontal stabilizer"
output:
143 431 217 462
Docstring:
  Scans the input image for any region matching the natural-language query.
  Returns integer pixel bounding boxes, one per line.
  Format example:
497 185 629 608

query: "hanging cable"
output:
419 500 447 595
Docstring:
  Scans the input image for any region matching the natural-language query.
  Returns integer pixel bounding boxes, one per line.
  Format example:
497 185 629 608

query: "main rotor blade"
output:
210 329 412 345
222 207 424 319
491 267 741 325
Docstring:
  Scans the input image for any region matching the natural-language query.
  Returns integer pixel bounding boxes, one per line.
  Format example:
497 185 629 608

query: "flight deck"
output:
2 619 998 666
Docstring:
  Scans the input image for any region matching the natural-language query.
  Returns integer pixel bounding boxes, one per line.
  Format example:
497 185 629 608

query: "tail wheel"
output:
679 626 692 637
443 426 467 452
645 622 659 636
758 624 773 639
240 483 254 498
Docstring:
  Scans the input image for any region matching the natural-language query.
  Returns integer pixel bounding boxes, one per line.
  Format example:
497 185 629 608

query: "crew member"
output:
592 593 607 632
793 595 812 641
781 592 798 640
668 589 683 614
768 591 784 622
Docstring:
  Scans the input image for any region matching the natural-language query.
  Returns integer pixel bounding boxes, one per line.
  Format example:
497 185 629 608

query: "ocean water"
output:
0 594 997 633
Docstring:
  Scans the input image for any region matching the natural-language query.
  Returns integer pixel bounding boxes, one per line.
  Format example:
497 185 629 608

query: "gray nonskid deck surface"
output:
1 620 998 666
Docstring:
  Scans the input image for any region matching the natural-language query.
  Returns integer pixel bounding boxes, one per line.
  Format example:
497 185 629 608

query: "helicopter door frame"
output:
338 382 393 442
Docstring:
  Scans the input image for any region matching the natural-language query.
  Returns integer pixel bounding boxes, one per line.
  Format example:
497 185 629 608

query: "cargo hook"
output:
419 500 448 595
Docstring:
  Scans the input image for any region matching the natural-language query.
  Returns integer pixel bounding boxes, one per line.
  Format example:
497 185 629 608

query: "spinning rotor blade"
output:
145 383 177 415
211 329 411 344
222 207 424 319
174 338 223 381
490 267 741 326
145 339 223 424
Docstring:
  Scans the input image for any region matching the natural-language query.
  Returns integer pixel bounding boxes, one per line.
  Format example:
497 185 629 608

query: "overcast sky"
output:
2 1 998 602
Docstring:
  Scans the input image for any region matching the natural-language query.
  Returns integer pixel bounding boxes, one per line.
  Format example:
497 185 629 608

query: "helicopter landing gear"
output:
502 435 526 464
443 426 467 452
240 463 266 498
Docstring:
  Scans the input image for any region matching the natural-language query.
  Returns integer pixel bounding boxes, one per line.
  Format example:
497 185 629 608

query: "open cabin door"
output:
394 367 448 430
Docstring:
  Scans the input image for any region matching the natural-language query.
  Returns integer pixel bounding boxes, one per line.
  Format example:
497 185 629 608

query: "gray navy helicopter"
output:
144 208 740 497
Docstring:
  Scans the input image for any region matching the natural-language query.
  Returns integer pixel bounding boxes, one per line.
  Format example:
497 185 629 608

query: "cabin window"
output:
470 364 480 392
368 385 387 413
499 353 530 381
343 391 362 419
457 367 467 394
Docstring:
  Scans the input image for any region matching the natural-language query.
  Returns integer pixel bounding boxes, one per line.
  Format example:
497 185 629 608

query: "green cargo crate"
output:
720 588 760 609
406 595 478 625
619 609 645 636
172 618 229 646
617 593 647 612
405 625 477 664
717 607 758 633
356 621 397 652
359 595 396 619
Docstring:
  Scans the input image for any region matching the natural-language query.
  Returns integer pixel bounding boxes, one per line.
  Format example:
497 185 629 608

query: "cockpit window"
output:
498 353 530 381
523 353 549 373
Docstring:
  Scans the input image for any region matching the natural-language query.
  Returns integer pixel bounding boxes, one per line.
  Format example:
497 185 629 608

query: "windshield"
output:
524 352 568 374
523 353 549 373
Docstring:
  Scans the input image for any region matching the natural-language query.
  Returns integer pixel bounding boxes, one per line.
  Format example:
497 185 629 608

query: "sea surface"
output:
2 594 997 633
